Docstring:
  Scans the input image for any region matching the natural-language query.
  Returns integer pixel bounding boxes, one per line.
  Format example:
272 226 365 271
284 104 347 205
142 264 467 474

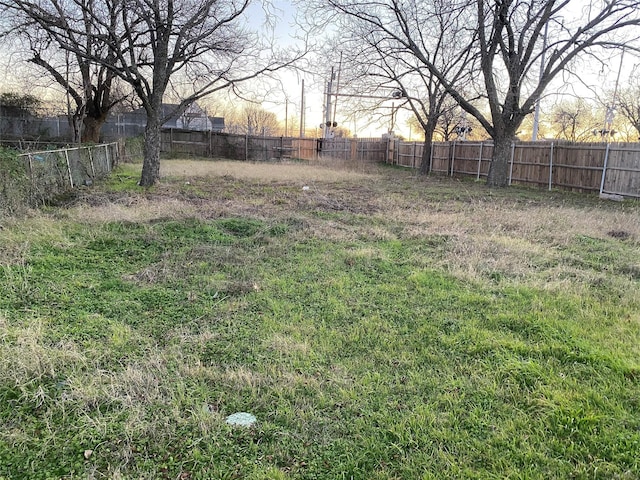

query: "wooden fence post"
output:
385 138 389 164
548 142 554 191
477 142 483 180
395 139 400 164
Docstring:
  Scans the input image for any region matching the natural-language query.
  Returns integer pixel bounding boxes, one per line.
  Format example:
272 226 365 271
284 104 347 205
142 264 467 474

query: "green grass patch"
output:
1 165 639 479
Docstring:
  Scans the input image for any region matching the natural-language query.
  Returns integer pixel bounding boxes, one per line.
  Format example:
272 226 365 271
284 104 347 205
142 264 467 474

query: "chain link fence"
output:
1 142 119 216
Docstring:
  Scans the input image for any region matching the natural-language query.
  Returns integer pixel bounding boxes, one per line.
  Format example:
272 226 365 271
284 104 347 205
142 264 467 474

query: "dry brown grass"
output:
7 159 640 293
160 159 379 183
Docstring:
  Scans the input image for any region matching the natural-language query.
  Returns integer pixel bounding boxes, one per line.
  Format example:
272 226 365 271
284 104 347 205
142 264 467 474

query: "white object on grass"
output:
225 412 257 427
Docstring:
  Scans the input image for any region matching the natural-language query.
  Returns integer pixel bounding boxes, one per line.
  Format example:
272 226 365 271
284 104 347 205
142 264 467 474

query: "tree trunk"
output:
140 119 161 187
69 113 83 144
81 115 107 143
487 136 513 187
419 124 437 175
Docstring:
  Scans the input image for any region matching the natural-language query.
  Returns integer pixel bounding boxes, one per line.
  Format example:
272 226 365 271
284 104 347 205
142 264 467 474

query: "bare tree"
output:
1 4 124 143
225 103 281 136
550 98 599 142
306 0 478 174
315 0 640 186
3 0 304 186
616 84 640 140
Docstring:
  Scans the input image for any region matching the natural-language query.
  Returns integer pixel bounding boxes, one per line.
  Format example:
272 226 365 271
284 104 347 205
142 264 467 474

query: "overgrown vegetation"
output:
1 160 639 479
0 146 30 216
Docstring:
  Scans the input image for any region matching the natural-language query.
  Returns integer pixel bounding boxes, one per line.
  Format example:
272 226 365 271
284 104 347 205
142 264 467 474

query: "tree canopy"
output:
309 0 640 186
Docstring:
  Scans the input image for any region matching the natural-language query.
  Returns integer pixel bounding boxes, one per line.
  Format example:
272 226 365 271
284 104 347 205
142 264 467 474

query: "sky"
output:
1 0 637 139
238 0 396 138
247 1 640 140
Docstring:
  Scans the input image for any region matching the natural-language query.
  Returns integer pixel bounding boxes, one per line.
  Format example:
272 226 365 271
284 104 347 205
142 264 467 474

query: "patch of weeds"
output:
217 217 265 237
608 230 631 240
0 146 30 215
103 164 142 191
156 218 235 245
561 234 640 282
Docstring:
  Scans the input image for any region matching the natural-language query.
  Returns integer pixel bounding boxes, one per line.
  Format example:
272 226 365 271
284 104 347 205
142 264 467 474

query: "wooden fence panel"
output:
208 133 246 160
430 143 451 173
292 138 318 160
320 138 387 163
453 142 485 177
511 142 552 187
396 142 419 168
603 144 640 198
161 129 209 156
551 143 605 192
319 138 349 160
357 139 388 163
246 136 296 161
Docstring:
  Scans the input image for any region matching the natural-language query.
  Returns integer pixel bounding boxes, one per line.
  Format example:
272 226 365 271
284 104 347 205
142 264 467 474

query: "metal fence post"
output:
508 142 515 185
88 146 96 178
412 142 416 169
599 143 611 195
429 142 435 173
548 142 554 191
105 144 111 170
64 150 74 188
450 141 456 176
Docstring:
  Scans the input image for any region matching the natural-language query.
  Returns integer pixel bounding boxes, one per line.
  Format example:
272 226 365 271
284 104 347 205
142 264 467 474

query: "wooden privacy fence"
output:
317 137 390 163
162 129 318 161
161 129 387 164
159 128 639 198
393 140 640 198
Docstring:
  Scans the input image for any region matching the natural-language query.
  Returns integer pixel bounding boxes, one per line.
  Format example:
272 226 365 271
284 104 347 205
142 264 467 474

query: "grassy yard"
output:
1 159 639 479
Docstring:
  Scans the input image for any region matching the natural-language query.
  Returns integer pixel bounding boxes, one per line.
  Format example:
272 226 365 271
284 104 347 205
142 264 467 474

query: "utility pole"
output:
603 48 625 143
532 22 548 141
332 53 343 127
324 67 335 138
300 79 305 138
